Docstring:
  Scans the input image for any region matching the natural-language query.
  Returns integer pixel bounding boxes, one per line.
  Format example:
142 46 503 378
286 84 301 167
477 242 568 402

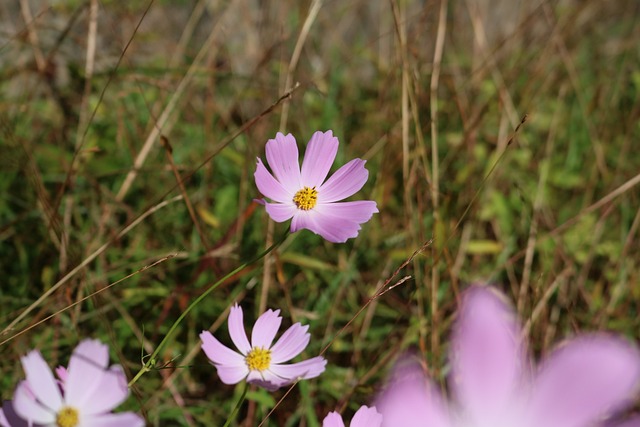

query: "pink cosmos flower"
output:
1 339 144 427
322 405 383 427
375 286 640 427
200 304 327 391
254 131 378 243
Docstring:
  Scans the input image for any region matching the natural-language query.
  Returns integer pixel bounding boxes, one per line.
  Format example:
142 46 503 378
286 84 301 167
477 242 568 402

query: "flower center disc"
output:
245 347 272 371
56 407 79 427
293 187 318 210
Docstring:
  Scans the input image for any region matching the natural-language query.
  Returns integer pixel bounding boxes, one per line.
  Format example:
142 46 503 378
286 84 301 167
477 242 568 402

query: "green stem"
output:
222 382 248 427
129 230 288 387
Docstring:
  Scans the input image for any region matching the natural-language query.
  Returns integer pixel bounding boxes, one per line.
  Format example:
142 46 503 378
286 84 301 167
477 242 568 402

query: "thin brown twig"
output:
53 0 156 212
0 196 183 337
0 254 176 347
161 135 210 251
428 0 449 369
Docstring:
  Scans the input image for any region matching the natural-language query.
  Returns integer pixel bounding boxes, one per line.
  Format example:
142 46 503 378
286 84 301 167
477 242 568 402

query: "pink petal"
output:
215 364 250 385
609 418 640 427
245 371 284 391
228 304 251 354
251 309 282 349
13 382 55 424
82 366 129 415
300 131 339 188
1 399 33 427
527 335 640 427
351 405 383 427
317 159 369 203
265 133 301 192
322 412 345 427
291 207 365 243
55 366 68 384
200 331 246 367
450 286 527 424
200 331 249 384
82 412 145 427
255 158 292 203
270 323 310 363
65 339 109 409
268 356 327 382
264 202 296 223
375 357 451 427
20 351 63 412
315 201 378 223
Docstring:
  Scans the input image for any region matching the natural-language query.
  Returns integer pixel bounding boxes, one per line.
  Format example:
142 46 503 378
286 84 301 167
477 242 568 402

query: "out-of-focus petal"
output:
251 309 282 349
66 339 109 409
255 158 292 203
265 133 301 192
228 304 251 355
13 382 54 425
527 335 640 427
317 159 369 203
20 351 62 413
200 331 245 367
300 131 339 188
608 417 640 427
82 412 145 427
322 412 345 427
264 202 296 223
350 405 383 427
376 357 451 427
450 286 527 424
268 356 327 382
270 323 310 363
82 366 129 415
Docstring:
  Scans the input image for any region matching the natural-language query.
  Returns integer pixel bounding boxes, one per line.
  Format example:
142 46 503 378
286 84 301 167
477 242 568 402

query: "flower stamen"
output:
245 347 272 371
57 407 79 427
293 187 318 210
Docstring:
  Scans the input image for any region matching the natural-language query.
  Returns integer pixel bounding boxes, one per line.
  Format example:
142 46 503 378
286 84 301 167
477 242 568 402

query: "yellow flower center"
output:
56 407 79 427
293 187 318 210
245 347 271 371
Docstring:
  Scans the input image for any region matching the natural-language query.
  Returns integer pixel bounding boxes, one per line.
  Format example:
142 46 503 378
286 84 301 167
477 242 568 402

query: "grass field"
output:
1 0 640 425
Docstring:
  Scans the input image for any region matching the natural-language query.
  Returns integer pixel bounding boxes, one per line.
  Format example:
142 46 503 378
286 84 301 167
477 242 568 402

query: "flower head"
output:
376 286 640 427
254 131 378 243
322 405 383 427
1 339 144 427
200 304 327 391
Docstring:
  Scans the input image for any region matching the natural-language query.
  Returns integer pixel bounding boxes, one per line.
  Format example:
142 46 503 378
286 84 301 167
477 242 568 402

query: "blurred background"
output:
1 0 640 425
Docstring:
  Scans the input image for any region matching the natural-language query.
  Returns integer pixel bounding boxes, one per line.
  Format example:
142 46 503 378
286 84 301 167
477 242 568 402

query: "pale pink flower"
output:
254 130 378 243
200 304 327 391
1 339 144 427
376 286 640 427
322 405 383 427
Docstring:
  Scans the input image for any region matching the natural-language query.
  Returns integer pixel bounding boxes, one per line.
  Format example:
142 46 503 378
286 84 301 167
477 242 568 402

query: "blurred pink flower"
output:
322 405 383 427
1 339 144 427
254 130 378 243
200 303 327 391
375 286 640 427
